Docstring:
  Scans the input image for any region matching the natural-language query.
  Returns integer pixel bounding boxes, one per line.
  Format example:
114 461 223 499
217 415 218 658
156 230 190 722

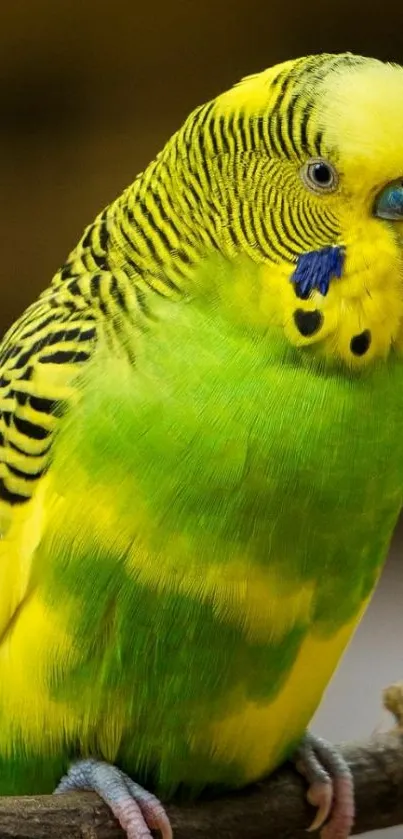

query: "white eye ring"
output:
300 158 339 194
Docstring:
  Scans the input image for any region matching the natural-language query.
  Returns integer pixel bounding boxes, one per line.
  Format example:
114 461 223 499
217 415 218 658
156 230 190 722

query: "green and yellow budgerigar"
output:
1 52 403 839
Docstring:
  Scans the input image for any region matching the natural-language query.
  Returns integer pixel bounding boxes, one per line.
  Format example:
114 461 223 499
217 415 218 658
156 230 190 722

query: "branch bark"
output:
0 732 402 839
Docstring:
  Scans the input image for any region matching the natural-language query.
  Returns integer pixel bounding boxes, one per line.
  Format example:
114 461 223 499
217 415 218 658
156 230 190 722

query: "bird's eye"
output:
301 158 338 194
374 180 403 220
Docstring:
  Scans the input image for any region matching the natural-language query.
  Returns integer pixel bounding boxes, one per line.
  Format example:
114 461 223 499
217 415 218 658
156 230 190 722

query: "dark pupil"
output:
312 163 331 185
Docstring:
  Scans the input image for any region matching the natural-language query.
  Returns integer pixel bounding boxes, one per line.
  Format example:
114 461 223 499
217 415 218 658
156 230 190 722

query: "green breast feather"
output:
4 257 401 798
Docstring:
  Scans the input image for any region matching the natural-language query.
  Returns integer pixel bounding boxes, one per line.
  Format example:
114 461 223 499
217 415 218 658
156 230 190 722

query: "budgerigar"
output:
1 53 403 839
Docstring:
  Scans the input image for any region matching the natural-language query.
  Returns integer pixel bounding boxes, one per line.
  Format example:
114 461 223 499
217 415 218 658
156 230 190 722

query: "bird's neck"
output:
51 103 280 305
50 108 227 297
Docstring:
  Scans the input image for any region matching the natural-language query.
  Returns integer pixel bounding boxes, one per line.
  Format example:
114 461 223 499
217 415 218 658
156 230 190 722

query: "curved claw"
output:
55 759 172 839
305 781 333 832
292 733 354 839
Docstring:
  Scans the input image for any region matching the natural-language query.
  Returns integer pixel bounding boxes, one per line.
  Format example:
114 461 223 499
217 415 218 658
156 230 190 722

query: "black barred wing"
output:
0 289 97 506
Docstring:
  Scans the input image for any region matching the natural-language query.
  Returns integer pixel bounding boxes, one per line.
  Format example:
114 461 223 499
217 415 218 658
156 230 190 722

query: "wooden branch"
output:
0 730 403 839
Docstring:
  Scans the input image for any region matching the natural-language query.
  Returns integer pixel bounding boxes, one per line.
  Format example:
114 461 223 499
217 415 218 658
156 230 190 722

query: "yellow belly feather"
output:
201 613 364 782
0 476 368 778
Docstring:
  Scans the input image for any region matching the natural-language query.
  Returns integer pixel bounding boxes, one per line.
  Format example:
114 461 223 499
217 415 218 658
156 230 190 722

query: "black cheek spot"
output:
293 284 312 301
350 330 371 357
293 309 324 337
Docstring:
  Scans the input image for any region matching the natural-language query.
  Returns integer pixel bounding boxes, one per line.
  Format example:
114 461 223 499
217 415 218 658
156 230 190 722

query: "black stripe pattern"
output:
0 53 369 506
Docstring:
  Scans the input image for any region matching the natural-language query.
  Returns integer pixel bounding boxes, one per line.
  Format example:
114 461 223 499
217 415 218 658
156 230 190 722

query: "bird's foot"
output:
293 732 354 839
54 758 172 839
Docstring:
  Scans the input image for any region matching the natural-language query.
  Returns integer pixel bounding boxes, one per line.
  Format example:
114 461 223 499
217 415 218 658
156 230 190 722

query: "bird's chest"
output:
32 337 403 794
145 354 403 585
118 357 403 790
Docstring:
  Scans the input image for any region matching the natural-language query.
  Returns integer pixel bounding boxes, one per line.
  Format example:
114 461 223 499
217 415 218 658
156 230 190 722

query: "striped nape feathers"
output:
52 51 403 365
1 53 403 509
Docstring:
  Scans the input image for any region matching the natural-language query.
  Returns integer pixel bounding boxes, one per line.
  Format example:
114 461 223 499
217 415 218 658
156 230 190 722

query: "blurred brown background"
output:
1 3 403 835
1 0 403 334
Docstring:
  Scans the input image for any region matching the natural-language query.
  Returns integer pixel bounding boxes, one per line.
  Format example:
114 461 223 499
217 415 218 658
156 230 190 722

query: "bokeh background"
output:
1 2 403 836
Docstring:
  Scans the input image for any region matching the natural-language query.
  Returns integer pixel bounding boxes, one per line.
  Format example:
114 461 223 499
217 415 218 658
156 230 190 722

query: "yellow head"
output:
169 53 403 368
